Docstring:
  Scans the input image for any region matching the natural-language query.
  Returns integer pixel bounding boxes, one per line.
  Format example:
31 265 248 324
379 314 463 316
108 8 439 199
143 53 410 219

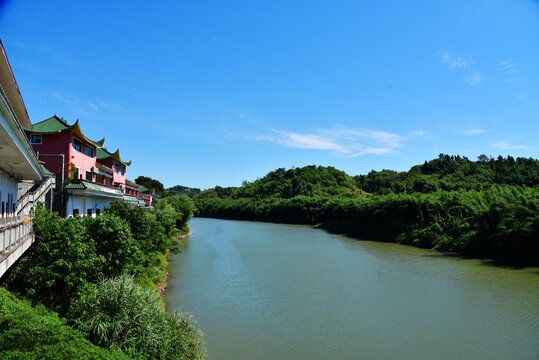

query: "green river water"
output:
164 218 539 360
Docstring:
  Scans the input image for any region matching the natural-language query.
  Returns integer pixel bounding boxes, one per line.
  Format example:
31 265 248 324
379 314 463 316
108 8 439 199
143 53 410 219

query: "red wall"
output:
28 131 97 181
99 157 127 192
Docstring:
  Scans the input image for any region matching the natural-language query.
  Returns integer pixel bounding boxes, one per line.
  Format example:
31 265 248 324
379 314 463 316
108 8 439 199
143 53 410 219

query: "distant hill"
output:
195 165 361 199
195 154 538 199
167 185 201 197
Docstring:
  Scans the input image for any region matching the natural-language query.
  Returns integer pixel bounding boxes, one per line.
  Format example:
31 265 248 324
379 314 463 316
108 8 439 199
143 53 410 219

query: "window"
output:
96 209 100 215
73 209 79 216
121 165 125 176
73 167 79 180
73 138 82 152
106 178 112 186
30 134 42 144
114 162 120 172
85 171 93 181
85 145 95 157
87 209 93 216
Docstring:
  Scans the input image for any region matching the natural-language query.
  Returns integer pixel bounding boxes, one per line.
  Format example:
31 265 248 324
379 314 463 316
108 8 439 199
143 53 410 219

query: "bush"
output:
7 204 103 314
68 275 205 360
0 287 129 360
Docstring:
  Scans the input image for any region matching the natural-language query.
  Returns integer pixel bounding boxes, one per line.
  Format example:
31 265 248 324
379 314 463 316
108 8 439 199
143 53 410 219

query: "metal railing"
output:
17 176 55 216
0 216 33 255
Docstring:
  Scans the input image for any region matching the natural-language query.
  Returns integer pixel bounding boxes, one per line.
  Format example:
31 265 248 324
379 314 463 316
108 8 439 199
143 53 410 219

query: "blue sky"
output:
1 0 538 189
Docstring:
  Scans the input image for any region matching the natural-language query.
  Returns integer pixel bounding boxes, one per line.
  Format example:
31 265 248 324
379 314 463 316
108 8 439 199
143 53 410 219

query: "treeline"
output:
136 176 201 198
194 155 539 265
355 154 538 194
1 194 204 359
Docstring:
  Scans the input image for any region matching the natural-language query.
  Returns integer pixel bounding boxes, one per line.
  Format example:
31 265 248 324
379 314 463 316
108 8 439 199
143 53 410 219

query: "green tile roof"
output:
65 181 124 197
27 115 105 149
96 147 111 160
28 115 71 133
138 185 149 192
97 147 131 167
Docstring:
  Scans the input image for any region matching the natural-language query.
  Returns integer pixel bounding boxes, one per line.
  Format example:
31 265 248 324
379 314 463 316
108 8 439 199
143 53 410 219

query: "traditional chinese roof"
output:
96 147 131 167
125 179 140 187
65 180 124 197
26 115 105 148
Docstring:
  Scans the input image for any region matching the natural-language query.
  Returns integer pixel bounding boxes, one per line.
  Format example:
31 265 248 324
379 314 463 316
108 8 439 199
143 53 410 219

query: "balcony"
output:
0 216 34 278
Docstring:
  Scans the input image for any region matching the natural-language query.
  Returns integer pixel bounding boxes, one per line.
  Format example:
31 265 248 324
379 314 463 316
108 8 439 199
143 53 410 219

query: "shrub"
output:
7 204 103 314
68 275 205 360
0 287 129 360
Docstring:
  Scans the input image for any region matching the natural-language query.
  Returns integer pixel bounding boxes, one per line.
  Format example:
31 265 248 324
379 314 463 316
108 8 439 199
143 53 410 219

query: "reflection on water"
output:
165 218 539 360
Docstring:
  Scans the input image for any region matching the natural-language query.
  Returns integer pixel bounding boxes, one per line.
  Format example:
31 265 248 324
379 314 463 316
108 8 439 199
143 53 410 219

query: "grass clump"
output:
68 274 205 360
0 287 130 360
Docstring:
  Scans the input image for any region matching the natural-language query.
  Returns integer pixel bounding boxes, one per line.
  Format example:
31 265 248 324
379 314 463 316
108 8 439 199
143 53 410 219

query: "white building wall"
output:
0 174 19 217
66 194 118 217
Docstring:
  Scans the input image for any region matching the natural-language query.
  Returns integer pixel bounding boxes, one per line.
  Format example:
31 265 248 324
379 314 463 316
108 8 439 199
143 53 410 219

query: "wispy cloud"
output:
465 72 483 85
500 60 527 99
436 51 472 69
408 129 428 137
464 129 489 135
436 51 483 85
491 141 528 150
252 126 410 157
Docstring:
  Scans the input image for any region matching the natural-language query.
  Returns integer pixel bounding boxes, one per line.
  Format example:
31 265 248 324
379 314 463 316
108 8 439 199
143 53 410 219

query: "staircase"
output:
17 176 56 216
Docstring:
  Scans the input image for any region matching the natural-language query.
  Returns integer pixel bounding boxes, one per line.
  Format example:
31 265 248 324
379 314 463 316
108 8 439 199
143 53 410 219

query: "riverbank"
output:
1 201 205 359
195 185 539 266
158 231 192 294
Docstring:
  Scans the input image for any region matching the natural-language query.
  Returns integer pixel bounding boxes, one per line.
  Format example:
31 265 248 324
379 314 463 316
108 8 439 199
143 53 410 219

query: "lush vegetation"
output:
195 155 539 265
1 194 203 359
68 275 204 360
168 185 201 197
135 176 166 196
0 287 129 360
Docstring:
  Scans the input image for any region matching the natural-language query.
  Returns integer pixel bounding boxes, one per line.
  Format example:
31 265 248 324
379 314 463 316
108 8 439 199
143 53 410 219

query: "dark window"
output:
85 171 93 181
73 209 79 216
114 162 120 172
96 209 100 215
73 138 82 152
121 165 125 176
30 134 42 144
73 167 79 180
87 209 93 216
85 145 95 157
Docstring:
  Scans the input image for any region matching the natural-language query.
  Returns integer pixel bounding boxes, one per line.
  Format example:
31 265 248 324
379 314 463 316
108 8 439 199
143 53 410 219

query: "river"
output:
164 218 539 360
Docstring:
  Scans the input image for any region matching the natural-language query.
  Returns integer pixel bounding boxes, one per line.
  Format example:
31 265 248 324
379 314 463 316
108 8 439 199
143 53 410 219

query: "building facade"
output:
25 116 153 216
0 40 53 277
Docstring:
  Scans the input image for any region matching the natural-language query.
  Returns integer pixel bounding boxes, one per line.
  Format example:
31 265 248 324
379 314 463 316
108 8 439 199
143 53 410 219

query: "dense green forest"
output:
194 155 538 265
1 194 205 359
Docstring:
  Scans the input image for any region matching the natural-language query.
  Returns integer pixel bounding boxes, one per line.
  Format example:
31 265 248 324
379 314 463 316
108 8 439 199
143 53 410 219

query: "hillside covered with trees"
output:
194 155 538 265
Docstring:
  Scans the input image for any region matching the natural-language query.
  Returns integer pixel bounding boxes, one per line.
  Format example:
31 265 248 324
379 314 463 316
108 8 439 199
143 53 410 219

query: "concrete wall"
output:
0 174 18 218
66 194 117 217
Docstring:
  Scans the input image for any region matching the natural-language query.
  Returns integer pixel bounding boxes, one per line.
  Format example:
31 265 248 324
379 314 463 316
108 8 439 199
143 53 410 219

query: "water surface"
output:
165 218 539 360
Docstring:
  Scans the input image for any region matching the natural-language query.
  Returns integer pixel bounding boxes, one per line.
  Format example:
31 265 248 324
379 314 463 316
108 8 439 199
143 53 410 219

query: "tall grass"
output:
68 274 205 360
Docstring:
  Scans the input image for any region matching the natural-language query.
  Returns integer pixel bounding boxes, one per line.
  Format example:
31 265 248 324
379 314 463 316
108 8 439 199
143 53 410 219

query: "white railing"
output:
0 216 33 255
17 176 55 216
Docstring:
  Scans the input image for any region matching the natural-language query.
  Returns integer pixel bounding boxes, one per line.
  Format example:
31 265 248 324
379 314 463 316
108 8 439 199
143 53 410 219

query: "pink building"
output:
24 116 153 216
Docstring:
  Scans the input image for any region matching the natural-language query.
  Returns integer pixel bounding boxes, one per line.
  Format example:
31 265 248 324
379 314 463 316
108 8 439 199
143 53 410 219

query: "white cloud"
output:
464 129 489 135
408 129 428 137
491 141 528 150
500 60 528 99
465 72 483 85
436 51 472 69
253 126 408 157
